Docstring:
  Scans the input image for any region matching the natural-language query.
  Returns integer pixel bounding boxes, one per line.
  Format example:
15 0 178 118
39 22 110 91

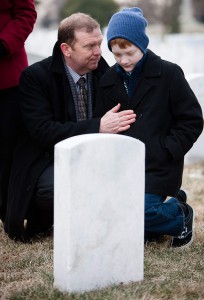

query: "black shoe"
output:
176 189 187 203
145 232 164 244
171 203 194 249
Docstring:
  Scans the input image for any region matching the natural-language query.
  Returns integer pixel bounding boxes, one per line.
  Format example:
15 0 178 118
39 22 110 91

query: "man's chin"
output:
89 61 99 70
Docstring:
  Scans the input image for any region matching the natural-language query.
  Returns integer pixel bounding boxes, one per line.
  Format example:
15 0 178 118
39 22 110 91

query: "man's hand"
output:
99 103 136 133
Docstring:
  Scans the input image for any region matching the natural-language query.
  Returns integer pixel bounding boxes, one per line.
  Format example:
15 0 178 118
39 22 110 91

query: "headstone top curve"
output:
55 133 144 150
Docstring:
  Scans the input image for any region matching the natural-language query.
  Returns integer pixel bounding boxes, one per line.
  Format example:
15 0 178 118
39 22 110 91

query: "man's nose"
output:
93 46 101 55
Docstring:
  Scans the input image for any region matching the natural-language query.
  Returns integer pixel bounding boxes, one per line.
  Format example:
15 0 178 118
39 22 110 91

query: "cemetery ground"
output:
0 161 204 300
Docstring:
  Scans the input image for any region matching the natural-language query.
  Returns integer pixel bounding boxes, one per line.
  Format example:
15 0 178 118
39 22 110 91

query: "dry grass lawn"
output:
0 161 204 300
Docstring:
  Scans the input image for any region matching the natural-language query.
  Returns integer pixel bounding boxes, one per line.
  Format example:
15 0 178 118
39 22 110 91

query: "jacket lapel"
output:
100 67 130 109
106 84 130 109
128 77 155 109
100 51 162 110
129 50 162 109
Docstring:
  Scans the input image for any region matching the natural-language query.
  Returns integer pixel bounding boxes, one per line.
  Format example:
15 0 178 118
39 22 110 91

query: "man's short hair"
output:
58 13 100 46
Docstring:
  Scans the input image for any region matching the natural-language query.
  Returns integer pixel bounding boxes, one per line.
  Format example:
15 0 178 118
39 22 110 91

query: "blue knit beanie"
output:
107 7 149 53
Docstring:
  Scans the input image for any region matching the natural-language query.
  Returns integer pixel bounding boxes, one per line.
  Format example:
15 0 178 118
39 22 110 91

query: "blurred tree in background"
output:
192 0 204 22
128 0 182 34
60 0 119 29
34 0 204 32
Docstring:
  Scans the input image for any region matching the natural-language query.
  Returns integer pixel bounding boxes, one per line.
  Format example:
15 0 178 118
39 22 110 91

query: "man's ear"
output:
60 43 71 57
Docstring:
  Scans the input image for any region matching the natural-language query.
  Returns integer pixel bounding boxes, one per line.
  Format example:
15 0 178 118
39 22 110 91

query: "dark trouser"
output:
0 87 23 222
26 163 54 236
145 193 184 237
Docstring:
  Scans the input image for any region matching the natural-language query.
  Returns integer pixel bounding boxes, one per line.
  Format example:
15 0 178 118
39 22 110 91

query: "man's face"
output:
64 28 103 75
111 43 143 72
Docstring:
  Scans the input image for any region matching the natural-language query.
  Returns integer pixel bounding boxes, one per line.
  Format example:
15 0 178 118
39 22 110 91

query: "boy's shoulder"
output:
147 49 183 76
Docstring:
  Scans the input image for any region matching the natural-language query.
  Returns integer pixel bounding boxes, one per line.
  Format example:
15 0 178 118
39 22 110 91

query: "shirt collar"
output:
67 65 87 84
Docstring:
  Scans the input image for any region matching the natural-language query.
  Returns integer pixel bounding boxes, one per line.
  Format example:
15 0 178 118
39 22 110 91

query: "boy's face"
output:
111 43 143 72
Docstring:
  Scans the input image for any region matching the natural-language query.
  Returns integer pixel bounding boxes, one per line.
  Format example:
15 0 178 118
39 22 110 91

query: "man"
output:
0 0 37 223
4 13 136 241
98 7 203 248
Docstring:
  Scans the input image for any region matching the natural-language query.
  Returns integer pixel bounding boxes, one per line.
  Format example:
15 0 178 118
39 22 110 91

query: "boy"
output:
99 7 203 248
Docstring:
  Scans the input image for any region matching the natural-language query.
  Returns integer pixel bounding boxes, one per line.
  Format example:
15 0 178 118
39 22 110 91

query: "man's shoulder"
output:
20 56 53 82
26 56 52 72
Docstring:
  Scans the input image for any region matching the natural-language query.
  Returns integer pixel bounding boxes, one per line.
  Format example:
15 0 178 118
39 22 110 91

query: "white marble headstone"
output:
54 133 145 293
185 73 204 163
